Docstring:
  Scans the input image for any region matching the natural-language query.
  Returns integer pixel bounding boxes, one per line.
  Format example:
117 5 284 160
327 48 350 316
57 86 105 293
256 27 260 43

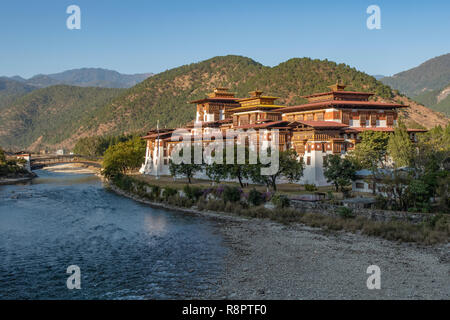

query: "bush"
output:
113 174 133 192
224 201 243 214
304 183 318 192
183 185 203 201
271 194 291 208
375 195 388 210
151 185 161 200
222 186 242 203
336 206 355 219
248 188 264 206
162 187 177 201
167 194 193 208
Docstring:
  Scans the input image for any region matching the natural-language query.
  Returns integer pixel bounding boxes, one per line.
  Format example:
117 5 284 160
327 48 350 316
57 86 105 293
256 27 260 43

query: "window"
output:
387 113 394 126
342 112 350 125
356 182 365 189
370 114 377 126
360 113 366 127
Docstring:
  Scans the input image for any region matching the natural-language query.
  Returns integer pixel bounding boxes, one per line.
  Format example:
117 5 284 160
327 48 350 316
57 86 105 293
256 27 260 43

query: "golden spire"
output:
328 81 346 92
249 89 263 97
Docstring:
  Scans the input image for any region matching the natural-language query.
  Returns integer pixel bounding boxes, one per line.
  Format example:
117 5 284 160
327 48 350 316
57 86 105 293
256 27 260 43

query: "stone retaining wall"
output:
290 200 434 223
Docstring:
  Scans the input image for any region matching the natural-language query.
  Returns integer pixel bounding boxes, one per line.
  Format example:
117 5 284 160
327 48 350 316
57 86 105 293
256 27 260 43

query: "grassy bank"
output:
110 174 449 245
132 173 334 195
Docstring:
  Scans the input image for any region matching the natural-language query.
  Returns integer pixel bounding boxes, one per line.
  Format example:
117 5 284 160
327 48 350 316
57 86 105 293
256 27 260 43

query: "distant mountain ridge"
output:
381 53 450 97
372 75 386 80
1 55 446 152
4 68 153 89
0 68 152 116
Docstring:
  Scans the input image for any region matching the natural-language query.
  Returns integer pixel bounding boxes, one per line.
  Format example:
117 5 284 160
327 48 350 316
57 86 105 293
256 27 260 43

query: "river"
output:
0 168 228 299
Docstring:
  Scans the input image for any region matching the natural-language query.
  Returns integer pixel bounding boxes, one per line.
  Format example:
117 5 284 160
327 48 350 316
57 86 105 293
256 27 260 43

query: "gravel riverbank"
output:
107 184 450 300
211 218 449 299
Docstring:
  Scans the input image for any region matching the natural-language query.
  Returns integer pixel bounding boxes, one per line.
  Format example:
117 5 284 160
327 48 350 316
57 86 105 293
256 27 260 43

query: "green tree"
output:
169 146 202 184
250 149 304 191
224 146 254 188
323 154 357 192
0 147 6 164
387 123 414 167
205 161 227 184
379 169 412 211
74 134 136 157
102 137 146 177
379 125 450 212
205 145 254 188
348 131 390 193
349 131 390 169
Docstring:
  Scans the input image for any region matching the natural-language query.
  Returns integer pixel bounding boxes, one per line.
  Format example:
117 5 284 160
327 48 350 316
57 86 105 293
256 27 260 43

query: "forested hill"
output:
413 85 450 116
0 78 37 111
381 53 450 97
83 55 394 135
0 85 125 150
82 55 446 138
1 55 448 151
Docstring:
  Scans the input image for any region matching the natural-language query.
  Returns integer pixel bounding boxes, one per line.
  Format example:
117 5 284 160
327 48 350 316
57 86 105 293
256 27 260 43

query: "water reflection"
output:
144 215 168 237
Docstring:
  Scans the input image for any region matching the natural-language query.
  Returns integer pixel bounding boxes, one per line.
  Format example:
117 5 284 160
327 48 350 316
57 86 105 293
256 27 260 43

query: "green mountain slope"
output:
0 85 124 150
88 56 393 135
381 53 450 97
414 85 450 116
1 55 447 151
0 78 37 110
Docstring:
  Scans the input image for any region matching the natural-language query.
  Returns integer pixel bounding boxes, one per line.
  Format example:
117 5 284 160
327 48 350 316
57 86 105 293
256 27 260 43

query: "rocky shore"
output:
107 183 450 300
211 218 449 299
0 173 36 185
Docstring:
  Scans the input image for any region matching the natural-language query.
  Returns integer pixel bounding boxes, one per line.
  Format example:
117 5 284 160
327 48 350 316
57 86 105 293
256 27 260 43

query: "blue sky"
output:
1 0 449 78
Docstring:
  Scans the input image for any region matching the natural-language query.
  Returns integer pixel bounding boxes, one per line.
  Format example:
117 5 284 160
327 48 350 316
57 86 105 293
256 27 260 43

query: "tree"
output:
249 149 304 191
224 146 253 188
169 146 202 184
102 137 146 177
74 134 135 157
378 125 450 213
348 131 390 193
378 169 412 211
205 161 227 185
0 147 5 164
349 131 390 169
323 154 357 192
205 145 253 188
387 122 414 167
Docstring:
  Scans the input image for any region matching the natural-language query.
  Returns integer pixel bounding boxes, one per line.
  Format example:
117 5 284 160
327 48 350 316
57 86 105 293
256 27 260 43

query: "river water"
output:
0 169 228 299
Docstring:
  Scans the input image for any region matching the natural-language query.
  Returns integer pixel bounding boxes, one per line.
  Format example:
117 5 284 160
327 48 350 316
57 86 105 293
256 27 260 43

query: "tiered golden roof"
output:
207 87 236 99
